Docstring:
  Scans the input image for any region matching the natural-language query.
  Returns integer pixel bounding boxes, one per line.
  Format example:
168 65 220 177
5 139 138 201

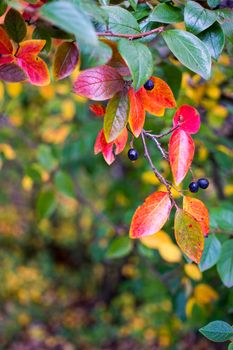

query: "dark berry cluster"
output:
128 148 138 161
189 178 209 193
144 79 154 91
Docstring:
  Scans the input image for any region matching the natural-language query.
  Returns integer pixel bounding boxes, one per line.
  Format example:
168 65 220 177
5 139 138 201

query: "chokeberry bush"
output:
0 0 232 348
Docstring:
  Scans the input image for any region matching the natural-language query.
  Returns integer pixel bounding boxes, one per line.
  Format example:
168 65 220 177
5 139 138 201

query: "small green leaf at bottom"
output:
106 237 133 259
199 321 233 342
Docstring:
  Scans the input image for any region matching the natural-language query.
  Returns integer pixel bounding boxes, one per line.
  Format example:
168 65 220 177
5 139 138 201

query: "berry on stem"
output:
128 148 138 161
144 79 154 91
189 182 199 193
198 178 209 189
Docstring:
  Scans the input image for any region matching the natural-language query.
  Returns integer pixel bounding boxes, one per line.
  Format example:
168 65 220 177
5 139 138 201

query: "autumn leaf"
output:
104 91 129 142
53 42 79 80
130 191 172 239
183 196 209 237
94 127 128 165
101 39 130 76
89 104 106 117
169 129 195 185
138 76 176 116
16 40 50 86
0 63 27 82
73 65 125 101
128 87 145 137
0 26 13 55
173 105 200 134
174 208 204 264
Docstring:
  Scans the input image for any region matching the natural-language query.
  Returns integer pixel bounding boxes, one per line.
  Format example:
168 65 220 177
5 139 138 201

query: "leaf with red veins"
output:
169 129 195 185
130 191 172 239
0 27 13 54
0 55 15 65
16 40 50 86
89 104 106 117
0 63 27 82
94 127 128 165
73 65 125 101
101 39 130 77
128 87 145 137
183 196 209 237
173 105 200 134
53 42 79 80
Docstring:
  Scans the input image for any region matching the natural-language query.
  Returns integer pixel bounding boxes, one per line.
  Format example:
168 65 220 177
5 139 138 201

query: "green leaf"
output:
162 29 211 80
199 321 233 342
219 9 233 54
198 22 225 60
129 0 138 11
37 145 58 172
106 237 133 259
4 8 27 43
80 41 112 70
0 0 7 16
103 6 140 36
217 240 233 288
40 1 98 48
210 207 233 231
32 27 52 54
228 343 233 350
36 189 57 219
199 235 221 272
54 171 75 198
207 0 220 8
71 0 108 25
149 3 183 24
118 39 153 91
184 1 217 35
104 92 129 142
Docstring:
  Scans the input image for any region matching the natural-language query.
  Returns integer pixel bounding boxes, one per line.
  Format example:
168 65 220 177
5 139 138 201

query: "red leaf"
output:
73 65 125 101
94 128 127 165
128 87 145 137
173 105 200 134
183 196 209 237
130 191 172 239
0 55 14 65
89 104 106 117
16 40 50 86
0 26 13 54
169 129 195 185
0 63 27 82
53 42 79 80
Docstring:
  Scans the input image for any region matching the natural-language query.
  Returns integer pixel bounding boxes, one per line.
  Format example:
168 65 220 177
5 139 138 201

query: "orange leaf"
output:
138 87 165 116
89 104 106 117
128 87 145 137
130 191 172 239
169 129 195 185
183 196 209 237
114 127 128 155
0 26 13 54
16 40 50 86
174 208 204 264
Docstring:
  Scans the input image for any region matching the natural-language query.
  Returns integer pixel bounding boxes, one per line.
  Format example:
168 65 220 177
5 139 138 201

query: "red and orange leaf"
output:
173 105 200 134
0 26 13 54
174 208 204 264
130 191 172 239
114 127 128 155
73 65 125 101
89 104 106 116
94 129 114 165
128 87 145 137
0 55 14 65
169 129 195 185
16 39 46 57
53 42 79 81
0 63 27 82
183 196 209 237
138 87 165 116
17 55 50 86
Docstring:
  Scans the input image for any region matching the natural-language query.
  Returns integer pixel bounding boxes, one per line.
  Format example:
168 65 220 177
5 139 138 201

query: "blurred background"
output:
0 50 232 349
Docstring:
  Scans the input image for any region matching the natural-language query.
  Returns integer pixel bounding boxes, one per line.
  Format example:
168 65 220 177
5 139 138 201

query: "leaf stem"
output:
96 26 164 40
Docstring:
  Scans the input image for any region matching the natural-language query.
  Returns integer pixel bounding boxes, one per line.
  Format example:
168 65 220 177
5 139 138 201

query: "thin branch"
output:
96 26 164 40
143 130 169 161
141 130 178 208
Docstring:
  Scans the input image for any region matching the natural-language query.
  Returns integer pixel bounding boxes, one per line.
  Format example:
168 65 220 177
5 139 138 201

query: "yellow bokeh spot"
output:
224 184 233 196
42 125 70 144
141 170 160 185
218 53 230 65
0 81 4 101
185 297 196 318
61 99 76 120
213 105 228 118
17 312 31 327
6 83 22 97
0 143 16 160
74 94 87 103
159 243 182 263
9 112 23 127
184 264 202 281
206 85 221 100
217 144 233 157
39 85 55 100
198 145 208 162
194 283 218 305
22 175 33 191
140 230 172 249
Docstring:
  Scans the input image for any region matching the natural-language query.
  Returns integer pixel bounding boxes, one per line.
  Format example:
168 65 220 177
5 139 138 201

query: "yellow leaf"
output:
224 184 233 196
140 230 172 249
194 283 218 305
61 99 75 121
22 176 33 191
159 243 182 263
217 145 233 157
198 144 208 162
206 85 221 100
6 83 22 97
185 297 196 318
184 264 202 281
0 143 16 160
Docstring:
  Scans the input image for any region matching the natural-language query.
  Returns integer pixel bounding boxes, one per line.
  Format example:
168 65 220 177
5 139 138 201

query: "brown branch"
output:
141 130 178 208
143 129 169 161
96 26 164 40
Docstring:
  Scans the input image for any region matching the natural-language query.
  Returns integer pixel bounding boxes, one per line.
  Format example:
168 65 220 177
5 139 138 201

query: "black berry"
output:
128 148 138 161
198 178 209 189
144 79 154 91
189 182 199 193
